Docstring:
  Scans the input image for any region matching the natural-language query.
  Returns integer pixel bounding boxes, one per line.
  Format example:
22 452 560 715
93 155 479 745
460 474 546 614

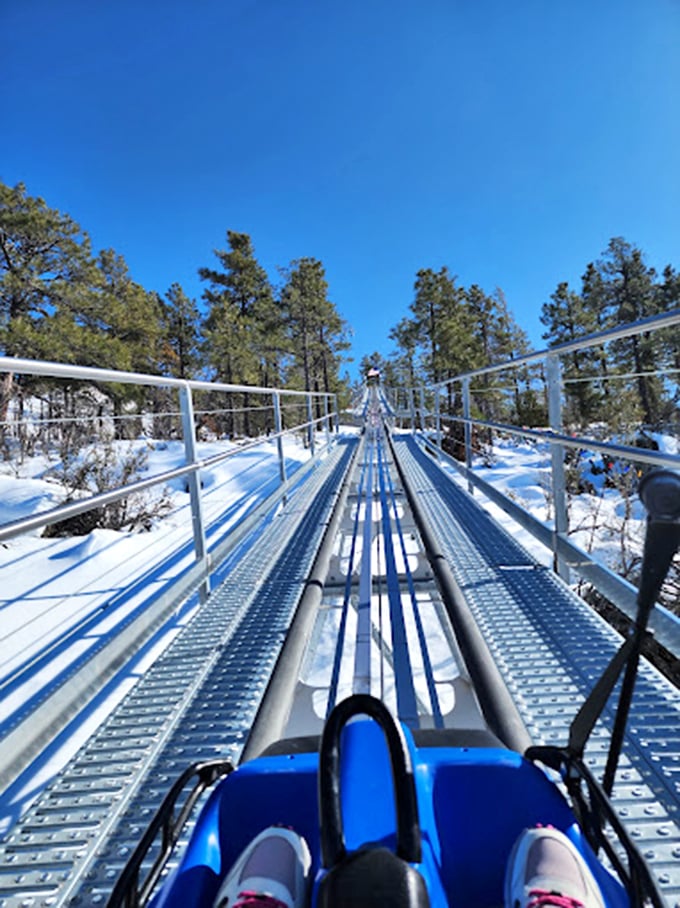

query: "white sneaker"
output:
213 826 311 908
504 826 606 908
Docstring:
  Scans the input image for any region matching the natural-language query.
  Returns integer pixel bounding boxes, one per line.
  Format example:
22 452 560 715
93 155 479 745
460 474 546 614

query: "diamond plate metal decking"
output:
394 434 680 906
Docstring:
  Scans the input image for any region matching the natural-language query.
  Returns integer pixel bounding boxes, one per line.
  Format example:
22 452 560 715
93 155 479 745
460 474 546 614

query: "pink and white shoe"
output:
504 826 606 908
213 826 311 908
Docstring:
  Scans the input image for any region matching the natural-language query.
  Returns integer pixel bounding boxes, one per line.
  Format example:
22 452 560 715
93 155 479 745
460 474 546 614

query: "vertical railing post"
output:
463 377 473 494
419 387 426 432
333 393 339 433
546 353 569 581
323 394 331 448
273 391 287 489
409 388 416 431
306 393 315 457
180 384 209 602
435 386 442 457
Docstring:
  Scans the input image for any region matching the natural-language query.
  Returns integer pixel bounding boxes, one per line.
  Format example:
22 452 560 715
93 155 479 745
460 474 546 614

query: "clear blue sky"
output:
3 0 679 380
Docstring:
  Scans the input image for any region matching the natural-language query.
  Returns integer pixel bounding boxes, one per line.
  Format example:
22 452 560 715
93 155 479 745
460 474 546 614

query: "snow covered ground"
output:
442 432 680 583
1 435 315 679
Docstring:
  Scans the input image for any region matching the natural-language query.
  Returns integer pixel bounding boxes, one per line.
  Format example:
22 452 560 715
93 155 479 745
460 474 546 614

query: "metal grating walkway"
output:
394 434 680 905
0 440 357 908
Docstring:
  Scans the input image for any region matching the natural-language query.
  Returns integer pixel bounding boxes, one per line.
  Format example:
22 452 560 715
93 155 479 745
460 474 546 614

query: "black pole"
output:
602 470 680 795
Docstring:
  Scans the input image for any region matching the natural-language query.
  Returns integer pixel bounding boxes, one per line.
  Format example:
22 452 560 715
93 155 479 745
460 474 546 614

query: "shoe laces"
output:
234 890 289 908
527 888 585 908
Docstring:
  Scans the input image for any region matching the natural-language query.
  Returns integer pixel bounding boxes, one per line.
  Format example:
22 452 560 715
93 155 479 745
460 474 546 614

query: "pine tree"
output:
161 283 202 379
71 250 165 435
487 288 537 425
540 281 602 425
407 267 482 429
409 268 453 383
438 278 480 378
0 181 95 421
392 270 535 432
281 258 350 408
598 238 664 426
657 266 680 412
93 249 164 373
359 352 389 378
463 285 535 429
252 291 288 388
388 318 419 387
200 231 271 384
200 231 276 435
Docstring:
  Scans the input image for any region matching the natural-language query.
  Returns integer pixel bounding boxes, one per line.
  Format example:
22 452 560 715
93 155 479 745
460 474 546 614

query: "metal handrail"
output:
0 355 331 398
436 416 680 471
387 310 680 656
0 357 337 546
0 356 339 644
425 307 680 388
0 420 327 544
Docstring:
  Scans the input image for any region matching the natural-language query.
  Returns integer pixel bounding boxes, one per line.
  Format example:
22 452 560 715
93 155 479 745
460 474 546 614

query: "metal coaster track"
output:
0 390 679 906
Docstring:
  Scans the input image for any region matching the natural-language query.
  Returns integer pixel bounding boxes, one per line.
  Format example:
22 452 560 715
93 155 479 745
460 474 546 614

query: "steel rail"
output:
387 430 533 753
436 415 680 470
0 423 327 543
0 355 334 399
383 437 444 728
327 439 370 714
353 432 375 695
376 433 419 725
240 434 363 761
423 308 680 389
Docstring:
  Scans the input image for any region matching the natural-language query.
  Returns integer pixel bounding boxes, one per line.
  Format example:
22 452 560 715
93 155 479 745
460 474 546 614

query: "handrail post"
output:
546 353 569 581
273 391 287 489
323 394 331 448
306 393 315 457
419 387 426 432
179 384 209 602
409 387 416 431
463 377 473 494
333 393 339 433
435 387 442 457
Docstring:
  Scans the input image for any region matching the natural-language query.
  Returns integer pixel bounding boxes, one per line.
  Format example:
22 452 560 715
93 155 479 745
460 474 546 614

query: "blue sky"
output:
3 0 679 380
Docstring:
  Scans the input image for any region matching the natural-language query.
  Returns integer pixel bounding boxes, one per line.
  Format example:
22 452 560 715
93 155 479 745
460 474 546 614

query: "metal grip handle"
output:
637 470 680 625
318 694 422 867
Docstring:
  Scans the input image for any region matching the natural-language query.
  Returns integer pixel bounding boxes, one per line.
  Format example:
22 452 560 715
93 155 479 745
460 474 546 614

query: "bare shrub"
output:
44 442 172 536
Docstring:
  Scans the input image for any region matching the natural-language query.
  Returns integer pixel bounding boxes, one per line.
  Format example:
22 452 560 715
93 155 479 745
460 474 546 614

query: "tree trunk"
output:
631 335 653 424
0 372 14 457
0 371 14 424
